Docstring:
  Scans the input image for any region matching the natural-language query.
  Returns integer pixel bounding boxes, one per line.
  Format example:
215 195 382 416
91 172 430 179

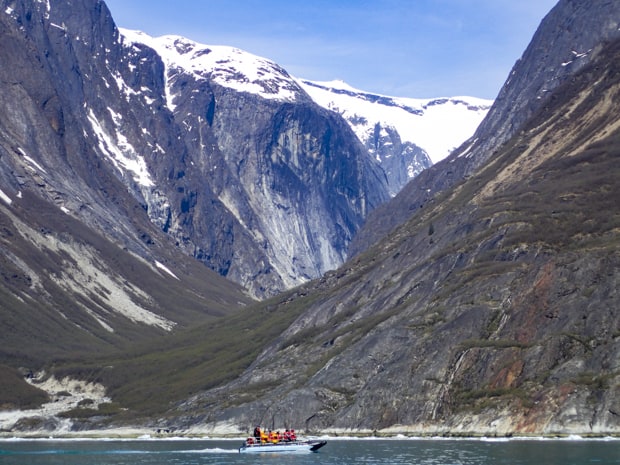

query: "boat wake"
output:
183 447 238 454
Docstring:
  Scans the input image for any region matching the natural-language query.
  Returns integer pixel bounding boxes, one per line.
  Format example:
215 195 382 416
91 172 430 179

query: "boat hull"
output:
239 440 327 453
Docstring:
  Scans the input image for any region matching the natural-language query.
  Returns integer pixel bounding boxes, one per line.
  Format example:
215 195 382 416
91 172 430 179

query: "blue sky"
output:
104 0 558 100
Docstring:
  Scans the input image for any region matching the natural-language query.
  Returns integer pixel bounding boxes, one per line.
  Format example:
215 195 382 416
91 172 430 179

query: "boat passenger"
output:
290 429 297 441
260 429 269 443
284 429 291 441
253 426 261 440
269 430 278 443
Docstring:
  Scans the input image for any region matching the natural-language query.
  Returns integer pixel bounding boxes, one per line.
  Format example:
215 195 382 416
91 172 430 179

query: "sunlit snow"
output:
117 28 492 165
119 28 302 109
18 147 47 173
0 188 12 205
155 260 180 280
298 80 492 164
86 109 154 187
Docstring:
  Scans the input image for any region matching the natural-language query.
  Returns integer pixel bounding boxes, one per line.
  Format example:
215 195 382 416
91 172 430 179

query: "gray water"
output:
0 438 618 464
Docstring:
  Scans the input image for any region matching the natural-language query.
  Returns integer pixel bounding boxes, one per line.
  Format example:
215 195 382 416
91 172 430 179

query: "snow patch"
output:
87 109 154 187
119 29 302 106
155 261 180 280
50 22 65 32
457 138 478 159
18 148 47 173
0 188 12 205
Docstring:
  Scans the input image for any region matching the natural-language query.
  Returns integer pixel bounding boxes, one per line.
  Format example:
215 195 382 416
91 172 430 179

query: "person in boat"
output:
260 429 269 443
284 429 292 442
290 429 297 441
269 430 278 443
253 426 261 441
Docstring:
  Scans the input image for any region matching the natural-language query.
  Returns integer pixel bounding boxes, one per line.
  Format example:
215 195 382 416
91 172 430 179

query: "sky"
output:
103 0 559 100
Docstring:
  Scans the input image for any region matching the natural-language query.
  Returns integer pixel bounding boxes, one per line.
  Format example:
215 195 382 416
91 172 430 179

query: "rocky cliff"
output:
119 30 390 297
0 0 390 327
165 3 620 436
0 0 261 368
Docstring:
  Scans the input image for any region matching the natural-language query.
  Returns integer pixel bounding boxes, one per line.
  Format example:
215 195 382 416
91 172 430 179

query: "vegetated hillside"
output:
0 189 255 409
163 36 620 435
349 0 620 257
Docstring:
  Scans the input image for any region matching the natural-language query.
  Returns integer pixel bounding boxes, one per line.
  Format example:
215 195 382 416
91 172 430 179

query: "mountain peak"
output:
120 28 304 105
297 78 492 166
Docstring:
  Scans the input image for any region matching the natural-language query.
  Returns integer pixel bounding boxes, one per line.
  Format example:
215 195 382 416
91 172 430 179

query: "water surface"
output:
0 437 618 464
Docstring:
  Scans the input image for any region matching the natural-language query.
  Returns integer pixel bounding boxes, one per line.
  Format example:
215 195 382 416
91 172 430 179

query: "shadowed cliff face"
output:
170 82 388 296
170 28 620 436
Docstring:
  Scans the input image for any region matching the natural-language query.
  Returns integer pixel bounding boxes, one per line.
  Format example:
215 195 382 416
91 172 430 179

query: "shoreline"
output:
1 429 619 441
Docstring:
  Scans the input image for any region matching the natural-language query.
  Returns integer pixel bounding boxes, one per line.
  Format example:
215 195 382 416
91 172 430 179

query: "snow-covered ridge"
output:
120 29 302 104
298 79 493 164
118 28 492 165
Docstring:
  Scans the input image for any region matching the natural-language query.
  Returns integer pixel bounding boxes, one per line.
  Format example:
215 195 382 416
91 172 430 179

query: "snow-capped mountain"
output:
298 80 493 195
114 28 494 291
115 29 390 296
123 29 492 198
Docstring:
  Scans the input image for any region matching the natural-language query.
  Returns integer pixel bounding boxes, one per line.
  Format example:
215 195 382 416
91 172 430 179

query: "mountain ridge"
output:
349 0 620 257
115 26 391 297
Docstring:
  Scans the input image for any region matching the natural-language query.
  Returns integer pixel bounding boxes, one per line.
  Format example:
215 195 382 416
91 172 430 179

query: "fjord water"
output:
0 438 618 465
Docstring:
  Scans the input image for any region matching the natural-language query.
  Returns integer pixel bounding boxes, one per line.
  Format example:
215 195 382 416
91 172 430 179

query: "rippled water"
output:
0 437 618 465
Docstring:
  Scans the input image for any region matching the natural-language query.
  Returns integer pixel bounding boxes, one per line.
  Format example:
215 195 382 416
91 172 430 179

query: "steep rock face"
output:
120 31 390 296
0 0 390 303
0 0 256 367
173 35 620 435
350 0 620 256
